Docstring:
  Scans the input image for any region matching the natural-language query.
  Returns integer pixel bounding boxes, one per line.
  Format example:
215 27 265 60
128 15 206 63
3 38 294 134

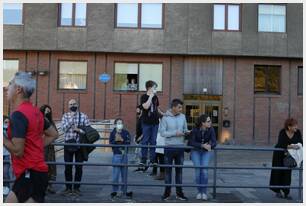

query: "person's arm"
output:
209 127 217 149
43 119 59 146
125 131 131 144
188 129 202 149
142 93 154 110
275 129 288 149
109 130 116 145
159 117 177 138
61 113 74 133
3 112 27 158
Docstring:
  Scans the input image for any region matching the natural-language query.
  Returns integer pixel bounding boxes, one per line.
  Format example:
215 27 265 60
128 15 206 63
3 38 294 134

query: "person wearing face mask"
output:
61 99 90 196
139 80 163 171
40 105 58 194
109 118 132 199
3 115 11 196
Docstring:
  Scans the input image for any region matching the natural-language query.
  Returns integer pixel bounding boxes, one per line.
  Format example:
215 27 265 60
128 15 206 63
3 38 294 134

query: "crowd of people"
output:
2 72 303 203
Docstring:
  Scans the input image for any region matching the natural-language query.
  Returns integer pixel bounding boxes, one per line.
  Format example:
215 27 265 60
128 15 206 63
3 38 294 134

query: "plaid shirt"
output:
61 112 90 142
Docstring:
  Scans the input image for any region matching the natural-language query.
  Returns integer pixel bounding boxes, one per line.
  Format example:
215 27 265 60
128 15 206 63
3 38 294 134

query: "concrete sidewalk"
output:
42 145 303 203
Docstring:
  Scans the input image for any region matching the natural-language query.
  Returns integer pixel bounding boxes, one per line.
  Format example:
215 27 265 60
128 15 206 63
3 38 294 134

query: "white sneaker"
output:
196 193 202 200
3 187 10 196
202 193 208 200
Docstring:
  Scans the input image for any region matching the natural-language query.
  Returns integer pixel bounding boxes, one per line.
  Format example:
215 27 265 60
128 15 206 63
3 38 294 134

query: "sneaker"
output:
60 188 73 196
196 193 202 200
275 192 283 199
111 192 118 199
154 173 165 180
47 185 56 194
176 192 188 201
161 193 171 201
73 188 82 196
202 193 208 200
3 187 10 196
126 191 133 198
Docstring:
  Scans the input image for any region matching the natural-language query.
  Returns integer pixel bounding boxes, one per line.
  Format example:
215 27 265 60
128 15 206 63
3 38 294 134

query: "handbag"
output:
283 151 297 168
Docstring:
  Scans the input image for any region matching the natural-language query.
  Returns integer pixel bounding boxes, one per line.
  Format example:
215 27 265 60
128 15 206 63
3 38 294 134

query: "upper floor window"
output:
298 66 303 95
258 4 286 32
116 3 163 29
114 63 163 91
213 4 240 31
254 65 281 94
3 3 23 25
3 60 19 87
59 61 87 90
59 3 86 26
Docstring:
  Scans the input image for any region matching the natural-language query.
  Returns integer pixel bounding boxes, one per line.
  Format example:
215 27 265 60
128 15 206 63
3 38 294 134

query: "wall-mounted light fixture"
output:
38 71 48 76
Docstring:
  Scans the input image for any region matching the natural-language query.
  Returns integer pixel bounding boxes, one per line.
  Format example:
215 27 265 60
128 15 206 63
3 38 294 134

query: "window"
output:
258 4 286 32
116 3 163 29
114 63 163 91
3 60 19 87
3 3 23 25
213 4 240 31
254 65 281 94
298 66 303 95
59 3 86 26
59 61 87 90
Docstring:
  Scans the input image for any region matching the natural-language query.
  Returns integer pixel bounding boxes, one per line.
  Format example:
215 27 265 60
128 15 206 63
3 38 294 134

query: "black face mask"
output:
70 106 78 112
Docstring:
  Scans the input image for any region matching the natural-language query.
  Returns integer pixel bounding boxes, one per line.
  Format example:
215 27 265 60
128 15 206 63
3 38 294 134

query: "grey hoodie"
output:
159 110 188 146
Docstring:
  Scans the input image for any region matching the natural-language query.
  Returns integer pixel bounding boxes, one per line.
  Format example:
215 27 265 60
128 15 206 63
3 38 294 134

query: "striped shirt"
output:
61 112 90 142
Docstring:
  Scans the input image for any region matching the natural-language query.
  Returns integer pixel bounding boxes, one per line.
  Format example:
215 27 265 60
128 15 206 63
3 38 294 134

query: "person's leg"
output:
160 153 165 173
120 155 128 193
164 148 173 195
112 155 121 193
191 150 201 194
149 124 159 163
201 151 212 194
140 123 151 164
3 155 11 188
64 149 74 190
151 155 158 175
281 169 292 197
175 149 184 194
74 149 84 190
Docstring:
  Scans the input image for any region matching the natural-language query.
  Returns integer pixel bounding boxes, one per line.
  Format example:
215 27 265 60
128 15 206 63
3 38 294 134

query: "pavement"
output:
4 145 303 203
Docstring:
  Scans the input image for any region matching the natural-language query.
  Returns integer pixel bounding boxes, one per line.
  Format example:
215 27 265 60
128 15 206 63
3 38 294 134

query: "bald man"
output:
61 99 90 196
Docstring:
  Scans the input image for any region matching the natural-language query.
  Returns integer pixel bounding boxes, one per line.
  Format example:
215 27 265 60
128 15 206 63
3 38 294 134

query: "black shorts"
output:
12 169 48 203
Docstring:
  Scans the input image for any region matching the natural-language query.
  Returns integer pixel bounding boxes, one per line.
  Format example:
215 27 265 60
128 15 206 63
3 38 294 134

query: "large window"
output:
254 65 281 94
59 3 87 26
298 66 303 95
258 4 286 32
114 63 163 91
213 4 240 31
59 61 87 90
3 3 23 25
3 60 19 87
116 3 163 29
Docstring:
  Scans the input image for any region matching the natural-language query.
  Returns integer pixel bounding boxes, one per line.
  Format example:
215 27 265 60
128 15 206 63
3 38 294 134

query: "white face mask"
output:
153 87 157 94
3 124 8 129
116 124 123 130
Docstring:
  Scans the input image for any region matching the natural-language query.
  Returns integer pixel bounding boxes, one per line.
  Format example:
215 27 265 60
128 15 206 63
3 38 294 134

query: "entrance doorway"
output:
184 95 222 141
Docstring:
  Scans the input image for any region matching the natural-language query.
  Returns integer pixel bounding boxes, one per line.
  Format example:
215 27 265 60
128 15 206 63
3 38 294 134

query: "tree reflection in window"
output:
254 65 280 94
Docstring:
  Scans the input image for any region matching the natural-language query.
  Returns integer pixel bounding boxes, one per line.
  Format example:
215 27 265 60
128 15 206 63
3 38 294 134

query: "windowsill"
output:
4 24 23 26
254 93 281 98
58 26 87 28
113 91 163 95
213 29 241 32
115 27 163 30
258 31 287 34
57 89 88 94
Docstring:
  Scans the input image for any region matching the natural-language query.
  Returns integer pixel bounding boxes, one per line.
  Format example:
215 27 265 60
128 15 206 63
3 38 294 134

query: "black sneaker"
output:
126 191 133 198
176 192 188 201
60 188 73 196
111 192 117 199
73 188 82 196
162 193 171 201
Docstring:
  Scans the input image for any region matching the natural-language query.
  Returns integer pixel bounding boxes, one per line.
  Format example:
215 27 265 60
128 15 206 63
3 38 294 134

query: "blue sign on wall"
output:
99 73 111 83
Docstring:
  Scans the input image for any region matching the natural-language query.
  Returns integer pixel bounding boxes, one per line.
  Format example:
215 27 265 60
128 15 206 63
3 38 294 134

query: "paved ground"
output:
4 145 303 203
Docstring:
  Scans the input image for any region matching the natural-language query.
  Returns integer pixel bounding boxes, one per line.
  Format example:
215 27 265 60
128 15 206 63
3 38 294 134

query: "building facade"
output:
3 3 303 145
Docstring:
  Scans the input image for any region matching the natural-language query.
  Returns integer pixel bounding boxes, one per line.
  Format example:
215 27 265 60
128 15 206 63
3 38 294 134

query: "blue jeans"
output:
164 148 184 194
140 123 159 163
112 154 128 193
3 155 11 188
191 150 212 194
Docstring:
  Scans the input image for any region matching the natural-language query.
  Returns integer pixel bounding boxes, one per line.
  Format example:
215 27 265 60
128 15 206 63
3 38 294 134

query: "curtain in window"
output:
59 61 87 89
139 64 163 91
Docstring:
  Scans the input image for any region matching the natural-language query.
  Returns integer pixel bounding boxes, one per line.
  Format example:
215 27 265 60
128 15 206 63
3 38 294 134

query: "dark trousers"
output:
64 148 83 190
152 153 165 174
164 148 184 194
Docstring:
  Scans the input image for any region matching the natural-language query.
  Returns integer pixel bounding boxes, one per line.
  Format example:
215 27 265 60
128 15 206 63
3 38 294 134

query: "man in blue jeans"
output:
159 99 189 201
139 80 162 170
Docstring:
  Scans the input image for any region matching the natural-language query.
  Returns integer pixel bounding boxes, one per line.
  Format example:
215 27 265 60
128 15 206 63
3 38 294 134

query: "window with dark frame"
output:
116 3 163 29
114 63 163 92
213 4 240 31
3 3 23 25
59 3 87 27
58 61 87 90
254 65 281 94
298 66 303 95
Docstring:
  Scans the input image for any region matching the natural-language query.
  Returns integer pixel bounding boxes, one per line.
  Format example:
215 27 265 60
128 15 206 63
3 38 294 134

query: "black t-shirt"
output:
10 111 51 138
140 94 160 125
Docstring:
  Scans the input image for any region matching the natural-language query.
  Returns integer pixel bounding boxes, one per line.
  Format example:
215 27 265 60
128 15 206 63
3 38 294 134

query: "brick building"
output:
3 3 303 145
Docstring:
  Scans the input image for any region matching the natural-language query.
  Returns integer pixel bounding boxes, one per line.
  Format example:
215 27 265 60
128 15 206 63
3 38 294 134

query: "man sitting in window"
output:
127 78 137 91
